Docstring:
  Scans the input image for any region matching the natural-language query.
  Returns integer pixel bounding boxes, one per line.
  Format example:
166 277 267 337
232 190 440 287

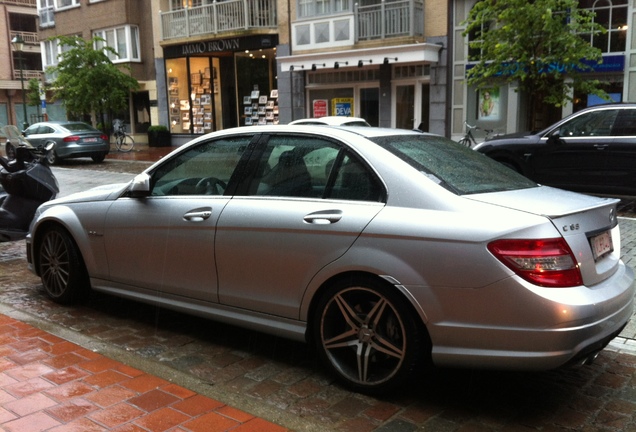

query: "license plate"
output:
589 230 613 261
83 137 98 142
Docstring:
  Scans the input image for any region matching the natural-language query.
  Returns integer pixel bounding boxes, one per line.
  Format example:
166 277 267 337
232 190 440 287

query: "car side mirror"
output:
546 133 563 146
128 172 151 198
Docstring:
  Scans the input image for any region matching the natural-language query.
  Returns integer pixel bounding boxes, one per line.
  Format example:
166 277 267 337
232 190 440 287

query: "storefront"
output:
162 34 278 135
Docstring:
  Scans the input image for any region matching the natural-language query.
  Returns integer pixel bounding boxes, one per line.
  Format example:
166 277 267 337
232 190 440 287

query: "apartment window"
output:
580 0 628 53
298 0 350 18
42 39 59 69
38 0 55 27
93 26 141 62
56 0 79 8
170 0 211 9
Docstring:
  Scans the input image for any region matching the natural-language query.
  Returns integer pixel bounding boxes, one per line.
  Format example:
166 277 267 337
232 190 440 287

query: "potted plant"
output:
147 125 171 147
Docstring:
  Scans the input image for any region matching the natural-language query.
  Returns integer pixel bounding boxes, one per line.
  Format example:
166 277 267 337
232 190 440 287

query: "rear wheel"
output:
92 153 106 163
313 276 429 394
116 134 134 152
458 138 472 147
38 226 89 304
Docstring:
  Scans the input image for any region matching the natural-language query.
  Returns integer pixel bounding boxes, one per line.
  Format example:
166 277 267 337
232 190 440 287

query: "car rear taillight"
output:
100 134 108 141
63 135 81 142
487 238 583 287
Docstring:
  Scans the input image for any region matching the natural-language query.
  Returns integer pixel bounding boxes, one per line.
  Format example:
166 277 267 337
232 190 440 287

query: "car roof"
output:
289 116 370 126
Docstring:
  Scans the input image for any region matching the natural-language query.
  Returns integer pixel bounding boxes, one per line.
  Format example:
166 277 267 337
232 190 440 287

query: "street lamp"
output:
11 35 29 130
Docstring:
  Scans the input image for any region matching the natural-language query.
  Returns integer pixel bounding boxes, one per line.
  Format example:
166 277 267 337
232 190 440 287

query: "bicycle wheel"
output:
117 134 134 152
458 137 472 148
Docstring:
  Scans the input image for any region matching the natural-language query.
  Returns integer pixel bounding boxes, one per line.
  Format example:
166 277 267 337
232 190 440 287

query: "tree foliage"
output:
47 36 139 122
463 0 609 107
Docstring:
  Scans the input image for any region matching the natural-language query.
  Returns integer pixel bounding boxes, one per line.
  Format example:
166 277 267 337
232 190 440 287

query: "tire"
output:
92 153 106 163
46 146 59 165
117 134 134 152
5 143 15 160
312 276 429 394
38 226 89 304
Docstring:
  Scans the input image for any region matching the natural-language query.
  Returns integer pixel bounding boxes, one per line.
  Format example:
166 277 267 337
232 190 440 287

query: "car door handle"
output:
303 210 343 225
594 144 609 150
183 208 212 222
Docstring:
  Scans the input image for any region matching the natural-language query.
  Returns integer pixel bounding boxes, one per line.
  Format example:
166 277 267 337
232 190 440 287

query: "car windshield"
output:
62 123 97 132
371 135 538 195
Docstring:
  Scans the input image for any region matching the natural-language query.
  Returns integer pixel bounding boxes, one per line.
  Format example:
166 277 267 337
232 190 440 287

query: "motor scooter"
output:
0 126 59 242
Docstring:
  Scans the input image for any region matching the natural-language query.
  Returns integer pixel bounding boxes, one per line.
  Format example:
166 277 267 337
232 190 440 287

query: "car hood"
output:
44 182 130 206
466 186 618 218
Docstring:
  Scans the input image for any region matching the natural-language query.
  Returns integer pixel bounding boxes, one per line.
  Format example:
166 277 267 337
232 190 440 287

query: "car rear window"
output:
63 123 97 132
370 135 538 195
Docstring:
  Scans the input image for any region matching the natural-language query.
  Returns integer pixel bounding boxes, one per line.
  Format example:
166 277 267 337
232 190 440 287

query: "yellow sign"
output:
331 98 354 117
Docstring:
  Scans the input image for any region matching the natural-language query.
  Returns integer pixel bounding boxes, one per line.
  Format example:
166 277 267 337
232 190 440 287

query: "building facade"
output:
37 0 156 135
1 0 40 129
152 0 450 142
450 0 635 142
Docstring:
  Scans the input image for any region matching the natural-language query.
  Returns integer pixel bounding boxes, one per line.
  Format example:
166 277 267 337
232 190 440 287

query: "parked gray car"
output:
26 125 634 393
18 121 110 164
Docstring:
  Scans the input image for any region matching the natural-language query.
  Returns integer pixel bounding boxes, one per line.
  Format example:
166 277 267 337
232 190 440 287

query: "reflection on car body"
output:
474 103 636 196
27 125 634 394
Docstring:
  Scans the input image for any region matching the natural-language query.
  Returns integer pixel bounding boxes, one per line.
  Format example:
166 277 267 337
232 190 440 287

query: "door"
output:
215 133 386 319
605 107 636 195
103 134 256 301
529 108 618 192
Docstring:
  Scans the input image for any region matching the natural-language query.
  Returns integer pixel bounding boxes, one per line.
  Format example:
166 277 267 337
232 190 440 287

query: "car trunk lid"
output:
467 186 621 286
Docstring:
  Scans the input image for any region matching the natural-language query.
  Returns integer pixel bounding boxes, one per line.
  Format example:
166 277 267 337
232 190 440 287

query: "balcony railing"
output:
10 30 39 45
13 69 42 80
4 0 37 6
356 0 423 41
160 0 276 40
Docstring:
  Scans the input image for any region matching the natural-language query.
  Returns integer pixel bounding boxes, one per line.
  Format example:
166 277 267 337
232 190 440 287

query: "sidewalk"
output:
0 314 288 432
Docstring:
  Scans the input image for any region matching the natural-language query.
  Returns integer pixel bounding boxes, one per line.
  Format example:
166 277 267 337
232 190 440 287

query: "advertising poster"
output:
313 99 328 118
332 98 354 117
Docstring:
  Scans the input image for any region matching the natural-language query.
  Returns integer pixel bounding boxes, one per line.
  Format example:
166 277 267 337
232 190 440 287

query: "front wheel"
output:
458 137 472 148
312 277 429 394
38 226 89 304
116 134 134 152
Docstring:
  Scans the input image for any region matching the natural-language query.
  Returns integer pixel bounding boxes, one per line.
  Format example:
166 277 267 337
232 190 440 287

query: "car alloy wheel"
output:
314 277 427 393
39 226 88 304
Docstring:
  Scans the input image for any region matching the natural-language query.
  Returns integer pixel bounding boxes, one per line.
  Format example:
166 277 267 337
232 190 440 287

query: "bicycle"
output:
112 120 134 152
458 122 495 148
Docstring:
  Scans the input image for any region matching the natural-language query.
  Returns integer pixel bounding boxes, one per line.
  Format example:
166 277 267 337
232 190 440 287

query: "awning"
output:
277 43 443 72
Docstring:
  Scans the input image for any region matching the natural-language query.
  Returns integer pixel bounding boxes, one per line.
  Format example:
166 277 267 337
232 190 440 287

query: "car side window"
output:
558 109 618 137
149 135 253 196
249 135 384 201
611 109 636 136
250 135 339 198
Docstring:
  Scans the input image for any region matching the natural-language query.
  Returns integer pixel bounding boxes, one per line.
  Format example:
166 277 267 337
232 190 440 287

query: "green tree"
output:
463 0 609 126
26 79 42 108
46 35 139 128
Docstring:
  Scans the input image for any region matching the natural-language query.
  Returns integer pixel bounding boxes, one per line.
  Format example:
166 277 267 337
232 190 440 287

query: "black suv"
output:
474 103 636 196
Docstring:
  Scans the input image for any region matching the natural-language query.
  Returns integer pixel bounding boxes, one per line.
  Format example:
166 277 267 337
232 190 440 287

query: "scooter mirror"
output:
44 142 55 152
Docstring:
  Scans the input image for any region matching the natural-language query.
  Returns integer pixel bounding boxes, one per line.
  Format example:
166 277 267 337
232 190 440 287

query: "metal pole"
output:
12 35 29 130
19 53 28 130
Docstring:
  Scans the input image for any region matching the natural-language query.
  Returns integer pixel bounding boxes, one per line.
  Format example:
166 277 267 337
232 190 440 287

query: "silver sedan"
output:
26 126 635 394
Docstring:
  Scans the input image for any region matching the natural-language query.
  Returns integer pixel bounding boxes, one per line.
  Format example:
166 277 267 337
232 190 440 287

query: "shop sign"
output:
332 98 354 117
313 100 328 118
163 35 278 58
